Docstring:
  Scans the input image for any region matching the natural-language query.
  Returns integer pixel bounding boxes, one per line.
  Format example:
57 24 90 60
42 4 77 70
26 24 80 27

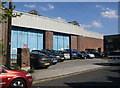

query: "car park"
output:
0 65 32 88
30 52 52 69
85 49 104 58
77 52 87 59
49 50 65 62
80 51 95 59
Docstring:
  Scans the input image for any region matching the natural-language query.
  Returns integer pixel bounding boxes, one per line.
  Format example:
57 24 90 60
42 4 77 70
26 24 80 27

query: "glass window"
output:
106 45 108 48
110 45 114 48
118 38 120 42
108 39 112 42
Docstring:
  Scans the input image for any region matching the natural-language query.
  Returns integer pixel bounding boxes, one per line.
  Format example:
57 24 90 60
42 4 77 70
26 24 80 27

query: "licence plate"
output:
66 55 68 56
61 58 64 59
53 60 57 62
74 54 76 55
45 63 50 65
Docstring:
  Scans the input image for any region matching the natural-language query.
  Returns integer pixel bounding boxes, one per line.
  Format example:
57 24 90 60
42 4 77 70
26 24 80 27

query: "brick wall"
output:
80 36 103 52
71 35 78 50
45 31 53 50
71 35 103 52
17 48 30 68
84 37 103 51
77 35 84 51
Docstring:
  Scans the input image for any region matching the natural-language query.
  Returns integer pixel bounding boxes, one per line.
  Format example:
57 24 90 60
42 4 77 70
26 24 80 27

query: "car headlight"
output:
56 56 60 57
26 73 32 77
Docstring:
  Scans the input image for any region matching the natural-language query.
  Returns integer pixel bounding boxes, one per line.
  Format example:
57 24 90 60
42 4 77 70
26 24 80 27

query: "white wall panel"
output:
12 12 103 39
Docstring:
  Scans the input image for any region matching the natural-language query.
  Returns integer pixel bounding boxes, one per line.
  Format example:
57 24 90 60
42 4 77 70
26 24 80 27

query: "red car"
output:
0 65 32 88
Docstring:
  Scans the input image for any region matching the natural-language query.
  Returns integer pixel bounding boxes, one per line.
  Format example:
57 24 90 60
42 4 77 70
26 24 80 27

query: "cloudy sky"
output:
11 2 118 35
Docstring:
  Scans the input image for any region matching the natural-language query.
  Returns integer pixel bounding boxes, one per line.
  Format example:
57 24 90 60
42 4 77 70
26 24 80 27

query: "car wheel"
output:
61 60 64 62
44 66 49 69
84 57 86 59
9 78 26 88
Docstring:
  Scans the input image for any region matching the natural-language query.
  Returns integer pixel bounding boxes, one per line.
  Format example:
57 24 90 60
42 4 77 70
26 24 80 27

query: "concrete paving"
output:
31 58 108 81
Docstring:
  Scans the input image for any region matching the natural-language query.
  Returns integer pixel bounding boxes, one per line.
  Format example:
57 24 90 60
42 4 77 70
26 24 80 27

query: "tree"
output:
0 0 22 66
0 1 22 23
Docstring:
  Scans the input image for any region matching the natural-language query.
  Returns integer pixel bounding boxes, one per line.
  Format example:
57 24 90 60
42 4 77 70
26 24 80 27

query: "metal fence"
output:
10 54 18 66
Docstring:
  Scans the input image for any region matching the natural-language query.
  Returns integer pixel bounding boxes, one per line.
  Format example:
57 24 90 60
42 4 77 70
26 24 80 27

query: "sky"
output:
10 2 119 35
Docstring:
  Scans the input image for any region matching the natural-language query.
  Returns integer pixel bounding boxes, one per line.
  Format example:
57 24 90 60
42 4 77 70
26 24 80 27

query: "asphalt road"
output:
32 66 120 88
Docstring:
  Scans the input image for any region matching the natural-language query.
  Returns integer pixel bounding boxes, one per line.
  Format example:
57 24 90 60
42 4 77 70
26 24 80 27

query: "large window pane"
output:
53 34 58 50
38 31 43 50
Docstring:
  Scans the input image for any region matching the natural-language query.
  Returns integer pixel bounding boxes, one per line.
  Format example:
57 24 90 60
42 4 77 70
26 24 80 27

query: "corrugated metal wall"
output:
53 33 70 50
11 26 44 59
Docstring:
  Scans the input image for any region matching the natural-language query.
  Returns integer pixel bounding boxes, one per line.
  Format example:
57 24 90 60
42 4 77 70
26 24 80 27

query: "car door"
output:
0 67 8 88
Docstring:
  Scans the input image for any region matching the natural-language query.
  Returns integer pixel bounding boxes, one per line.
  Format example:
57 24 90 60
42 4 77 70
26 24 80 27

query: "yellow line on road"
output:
33 66 110 84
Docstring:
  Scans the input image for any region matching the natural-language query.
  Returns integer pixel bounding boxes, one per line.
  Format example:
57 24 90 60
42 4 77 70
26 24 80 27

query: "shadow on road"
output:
65 76 120 88
93 63 109 66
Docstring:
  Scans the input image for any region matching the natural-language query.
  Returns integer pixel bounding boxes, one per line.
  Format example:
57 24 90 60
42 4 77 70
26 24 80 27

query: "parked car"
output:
63 49 70 59
30 52 52 69
31 50 58 65
77 52 87 59
40 50 58 65
108 50 120 65
80 51 95 59
0 65 32 88
71 49 78 59
49 50 65 62
85 49 104 58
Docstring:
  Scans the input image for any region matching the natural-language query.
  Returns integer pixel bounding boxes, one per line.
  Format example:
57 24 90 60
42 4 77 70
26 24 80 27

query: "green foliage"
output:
0 1 22 23
28 67 35 73
11 64 21 69
0 40 2 54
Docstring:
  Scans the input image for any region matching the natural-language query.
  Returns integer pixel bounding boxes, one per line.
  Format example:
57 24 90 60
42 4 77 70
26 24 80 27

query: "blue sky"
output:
12 2 118 35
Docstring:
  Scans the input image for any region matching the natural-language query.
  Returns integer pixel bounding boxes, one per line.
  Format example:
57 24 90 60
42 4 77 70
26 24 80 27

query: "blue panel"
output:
64 35 70 49
53 34 58 50
11 27 44 55
53 33 70 50
23 31 28 47
11 29 18 59
38 31 43 50
18 29 28 48
28 30 37 52
58 34 64 50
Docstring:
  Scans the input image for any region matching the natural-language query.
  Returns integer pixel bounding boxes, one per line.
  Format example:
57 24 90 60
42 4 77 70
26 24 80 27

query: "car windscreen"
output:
32 53 48 58
72 50 77 53
31 50 40 53
63 51 69 53
0 65 12 70
54 51 59 54
85 51 91 54
78 52 82 54
42 51 54 56
80 51 85 54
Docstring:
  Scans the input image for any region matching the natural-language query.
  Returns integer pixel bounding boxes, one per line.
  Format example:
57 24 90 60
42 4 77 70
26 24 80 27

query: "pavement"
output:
31 58 108 81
